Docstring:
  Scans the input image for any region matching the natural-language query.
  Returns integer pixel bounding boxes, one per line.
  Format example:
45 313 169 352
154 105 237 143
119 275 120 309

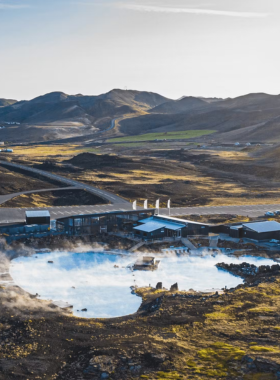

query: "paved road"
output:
0 160 128 205
0 187 79 205
0 204 135 224
1 203 280 225
159 204 280 219
1 160 280 224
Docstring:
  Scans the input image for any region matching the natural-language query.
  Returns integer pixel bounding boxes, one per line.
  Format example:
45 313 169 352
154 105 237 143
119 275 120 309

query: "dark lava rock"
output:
170 283 178 292
156 282 163 290
144 352 167 365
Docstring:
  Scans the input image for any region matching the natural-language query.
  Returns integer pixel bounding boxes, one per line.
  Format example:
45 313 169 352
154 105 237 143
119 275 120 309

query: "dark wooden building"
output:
133 215 211 240
56 209 155 236
25 211 50 226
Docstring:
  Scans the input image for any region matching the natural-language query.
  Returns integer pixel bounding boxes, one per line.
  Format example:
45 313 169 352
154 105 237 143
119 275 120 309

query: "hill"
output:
150 96 210 114
1 90 280 143
0 89 169 142
0 89 169 125
118 92 280 143
0 98 17 107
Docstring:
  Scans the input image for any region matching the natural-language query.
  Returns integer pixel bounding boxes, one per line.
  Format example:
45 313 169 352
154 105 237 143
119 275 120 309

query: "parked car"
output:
275 211 280 215
265 211 275 217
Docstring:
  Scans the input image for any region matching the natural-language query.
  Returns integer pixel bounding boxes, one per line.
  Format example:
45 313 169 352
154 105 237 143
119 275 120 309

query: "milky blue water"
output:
10 251 274 318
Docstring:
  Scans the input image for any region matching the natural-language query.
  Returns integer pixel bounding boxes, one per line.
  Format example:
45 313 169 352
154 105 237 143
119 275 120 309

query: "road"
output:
0 160 280 224
159 203 280 219
1 203 280 225
0 204 134 224
0 160 129 205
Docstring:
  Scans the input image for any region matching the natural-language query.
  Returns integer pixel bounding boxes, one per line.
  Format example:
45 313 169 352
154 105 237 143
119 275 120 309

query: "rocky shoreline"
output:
216 261 280 281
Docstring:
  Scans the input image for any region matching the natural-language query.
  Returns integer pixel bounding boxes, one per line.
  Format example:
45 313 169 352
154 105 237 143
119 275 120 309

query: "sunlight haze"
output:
0 0 279 100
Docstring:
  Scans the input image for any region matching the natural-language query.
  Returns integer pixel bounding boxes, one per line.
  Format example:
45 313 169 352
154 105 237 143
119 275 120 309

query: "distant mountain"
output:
150 97 210 114
0 98 17 107
118 92 280 143
0 89 170 142
0 89 169 125
214 93 280 110
1 90 280 143
198 97 225 104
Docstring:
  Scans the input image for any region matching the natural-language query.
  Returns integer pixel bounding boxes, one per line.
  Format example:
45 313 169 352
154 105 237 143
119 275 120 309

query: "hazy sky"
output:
0 0 279 100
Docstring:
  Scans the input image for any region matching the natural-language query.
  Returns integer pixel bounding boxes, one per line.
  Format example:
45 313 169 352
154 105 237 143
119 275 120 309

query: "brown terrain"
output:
0 164 63 196
2 139 280 209
0 189 106 208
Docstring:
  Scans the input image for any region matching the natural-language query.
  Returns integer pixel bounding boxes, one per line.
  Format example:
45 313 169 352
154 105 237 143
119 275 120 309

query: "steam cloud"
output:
9 250 274 318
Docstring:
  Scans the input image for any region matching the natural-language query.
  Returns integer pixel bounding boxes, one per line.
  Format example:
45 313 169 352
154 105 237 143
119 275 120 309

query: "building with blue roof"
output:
133 215 209 240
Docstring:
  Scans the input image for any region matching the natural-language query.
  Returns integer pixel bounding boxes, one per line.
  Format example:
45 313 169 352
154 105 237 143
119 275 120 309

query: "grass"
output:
248 306 276 314
157 371 183 379
198 342 245 362
11 144 81 160
107 130 216 143
205 312 232 320
250 345 278 352
195 342 245 378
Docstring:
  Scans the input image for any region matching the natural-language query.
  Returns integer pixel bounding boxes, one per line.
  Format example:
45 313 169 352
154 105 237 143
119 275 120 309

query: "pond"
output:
10 251 274 318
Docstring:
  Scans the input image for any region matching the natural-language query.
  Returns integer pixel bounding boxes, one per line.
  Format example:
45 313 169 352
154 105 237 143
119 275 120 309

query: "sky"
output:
0 0 279 100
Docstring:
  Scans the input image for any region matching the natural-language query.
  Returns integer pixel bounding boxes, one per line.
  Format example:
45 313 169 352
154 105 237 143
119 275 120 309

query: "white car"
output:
265 211 275 217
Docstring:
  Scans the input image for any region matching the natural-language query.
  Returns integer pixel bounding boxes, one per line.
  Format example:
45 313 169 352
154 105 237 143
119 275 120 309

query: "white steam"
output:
10 251 274 319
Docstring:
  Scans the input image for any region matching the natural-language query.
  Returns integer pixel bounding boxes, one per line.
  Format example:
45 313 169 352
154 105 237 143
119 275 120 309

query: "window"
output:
74 219 82 227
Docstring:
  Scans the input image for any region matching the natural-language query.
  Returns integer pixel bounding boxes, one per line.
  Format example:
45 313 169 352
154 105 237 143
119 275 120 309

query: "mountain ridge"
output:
0 90 280 143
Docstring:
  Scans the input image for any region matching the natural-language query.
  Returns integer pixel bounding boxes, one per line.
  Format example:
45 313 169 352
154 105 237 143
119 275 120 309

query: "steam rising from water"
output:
10 251 274 318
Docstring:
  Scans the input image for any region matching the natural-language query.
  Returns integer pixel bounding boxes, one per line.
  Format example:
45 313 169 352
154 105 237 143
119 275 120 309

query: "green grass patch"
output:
112 142 146 148
248 307 275 314
186 359 197 368
250 346 278 352
198 342 245 362
205 312 232 320
157 371 183 379
197 342 245 378
107 130 216 143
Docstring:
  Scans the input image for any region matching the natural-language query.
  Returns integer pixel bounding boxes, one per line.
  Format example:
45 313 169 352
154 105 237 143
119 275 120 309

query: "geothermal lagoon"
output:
10 251 274 318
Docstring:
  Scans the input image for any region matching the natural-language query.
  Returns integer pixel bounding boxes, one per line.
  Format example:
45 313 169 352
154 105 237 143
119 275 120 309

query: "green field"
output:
107 130 216 143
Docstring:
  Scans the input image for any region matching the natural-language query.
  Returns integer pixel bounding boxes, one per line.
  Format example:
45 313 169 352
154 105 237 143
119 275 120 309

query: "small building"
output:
133 215 210 240
242 221 280 241
57 209 155 236
133 217 185 240
133 256 160 271
26 210 51 226
228 221 280 241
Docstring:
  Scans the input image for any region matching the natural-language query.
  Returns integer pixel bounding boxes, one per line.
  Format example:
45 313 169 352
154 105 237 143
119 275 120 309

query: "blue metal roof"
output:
134 219 185 233
138 217 155 224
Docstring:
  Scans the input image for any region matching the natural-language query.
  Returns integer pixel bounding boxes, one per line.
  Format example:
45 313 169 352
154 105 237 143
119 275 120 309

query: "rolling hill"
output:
0 98 17 107
0 90 280 143
0 89 169 142
150 96 210 114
